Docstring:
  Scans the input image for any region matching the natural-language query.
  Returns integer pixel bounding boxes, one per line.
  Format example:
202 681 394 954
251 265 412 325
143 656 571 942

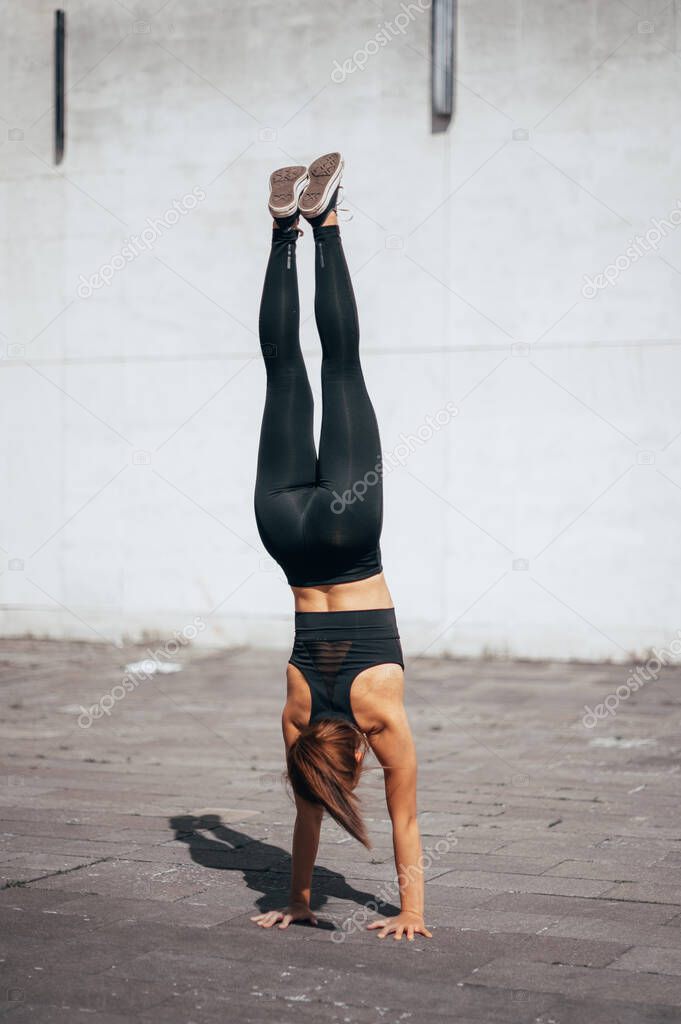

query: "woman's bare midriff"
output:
292 571 394 613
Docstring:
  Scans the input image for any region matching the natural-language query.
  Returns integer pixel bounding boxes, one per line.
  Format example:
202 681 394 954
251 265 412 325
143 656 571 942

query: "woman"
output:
250 153 431 942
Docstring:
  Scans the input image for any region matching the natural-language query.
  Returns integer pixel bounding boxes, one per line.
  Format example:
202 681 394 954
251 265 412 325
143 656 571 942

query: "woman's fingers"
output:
251 911 284 928
251 909 318 930
366 917 433 940
367 919 403 938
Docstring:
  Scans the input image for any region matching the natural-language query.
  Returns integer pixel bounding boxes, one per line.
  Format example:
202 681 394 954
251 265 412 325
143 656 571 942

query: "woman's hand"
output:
367 911 432 941
250 902 318 930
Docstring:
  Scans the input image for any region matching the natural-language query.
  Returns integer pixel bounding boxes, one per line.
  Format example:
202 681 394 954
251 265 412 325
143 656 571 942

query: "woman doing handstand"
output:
250 153 431 942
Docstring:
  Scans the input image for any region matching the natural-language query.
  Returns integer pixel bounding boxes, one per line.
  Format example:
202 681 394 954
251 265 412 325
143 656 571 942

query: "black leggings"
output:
254 224 383 587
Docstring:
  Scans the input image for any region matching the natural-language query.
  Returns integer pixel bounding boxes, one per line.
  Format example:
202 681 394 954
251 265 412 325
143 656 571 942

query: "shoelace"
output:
335 185 354 222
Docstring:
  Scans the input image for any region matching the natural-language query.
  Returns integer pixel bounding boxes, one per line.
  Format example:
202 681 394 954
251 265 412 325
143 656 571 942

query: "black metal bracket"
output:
55 9 65 164
431 0 456 133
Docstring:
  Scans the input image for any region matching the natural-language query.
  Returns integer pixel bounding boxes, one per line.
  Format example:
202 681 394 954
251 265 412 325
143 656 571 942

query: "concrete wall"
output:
2 0 680 660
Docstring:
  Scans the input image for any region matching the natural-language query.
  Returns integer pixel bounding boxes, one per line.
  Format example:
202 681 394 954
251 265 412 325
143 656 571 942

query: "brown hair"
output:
286 718 371 848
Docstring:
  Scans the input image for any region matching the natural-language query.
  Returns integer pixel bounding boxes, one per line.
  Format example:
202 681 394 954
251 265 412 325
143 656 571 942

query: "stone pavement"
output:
1 638 681 1023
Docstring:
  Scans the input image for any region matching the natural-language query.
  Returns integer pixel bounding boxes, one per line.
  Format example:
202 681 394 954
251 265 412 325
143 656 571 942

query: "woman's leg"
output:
254 227 316 558
313 223 383 529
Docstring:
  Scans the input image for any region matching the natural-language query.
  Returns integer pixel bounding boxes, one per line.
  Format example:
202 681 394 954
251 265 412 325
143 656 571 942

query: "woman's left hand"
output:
367 911 432 941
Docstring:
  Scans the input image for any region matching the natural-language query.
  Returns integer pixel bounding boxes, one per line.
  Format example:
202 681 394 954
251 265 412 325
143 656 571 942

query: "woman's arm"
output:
252 708 321 930
283 710 323 908
366 703 432 941
289 790 323 908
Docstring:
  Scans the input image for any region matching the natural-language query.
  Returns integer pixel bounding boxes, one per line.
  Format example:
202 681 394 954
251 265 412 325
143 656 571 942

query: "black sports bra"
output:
289 608 404 726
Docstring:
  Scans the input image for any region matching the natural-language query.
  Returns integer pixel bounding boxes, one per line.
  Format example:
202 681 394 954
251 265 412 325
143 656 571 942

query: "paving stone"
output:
141 992 416 1024
483 892 680 925
0 907 103 941
425 851 567 875
122 840 291 871
0 835 141 859
546 917 681 950
497 838 606 860
0 1008 130 1024
597 838 681 868
610 946 681 976
546 860 681 884
2 917 162 974
15 892 233 928
464 958 681 1006
0 821 180 846
663 852 681 867
0 888 85 912
139 988 564 1024
604 882 681 906
497 998 681 1024
429 868 612 897
428 924 628 967
450 907 564 934
0 852 105 877
3 967 178 1015
26 858 221 901
139 955 479 1016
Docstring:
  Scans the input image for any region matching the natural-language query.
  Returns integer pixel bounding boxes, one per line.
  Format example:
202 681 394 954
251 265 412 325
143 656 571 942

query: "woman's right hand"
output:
250 902 318 929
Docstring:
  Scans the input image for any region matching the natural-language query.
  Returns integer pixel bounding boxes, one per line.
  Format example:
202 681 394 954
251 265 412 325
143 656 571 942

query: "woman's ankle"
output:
272 223 300 244
312 222 340 242
272 214 300 232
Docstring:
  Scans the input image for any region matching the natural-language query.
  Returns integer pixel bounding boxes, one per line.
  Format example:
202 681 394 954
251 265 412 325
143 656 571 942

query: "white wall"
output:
2 0 680 660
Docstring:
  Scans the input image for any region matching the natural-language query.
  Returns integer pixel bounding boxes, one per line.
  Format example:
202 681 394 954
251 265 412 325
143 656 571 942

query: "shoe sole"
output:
299 152 344 219
268 165 309 219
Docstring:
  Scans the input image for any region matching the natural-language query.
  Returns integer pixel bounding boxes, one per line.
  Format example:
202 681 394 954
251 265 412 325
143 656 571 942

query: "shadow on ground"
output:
169 813 399 926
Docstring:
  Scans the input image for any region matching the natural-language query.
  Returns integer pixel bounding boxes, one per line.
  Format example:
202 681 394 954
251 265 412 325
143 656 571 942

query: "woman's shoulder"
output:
283 663 312 737
350 662 405 734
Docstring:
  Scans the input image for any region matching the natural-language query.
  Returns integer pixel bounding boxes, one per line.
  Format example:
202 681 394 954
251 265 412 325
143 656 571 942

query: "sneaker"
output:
299 152 344 226
268 165 309 228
